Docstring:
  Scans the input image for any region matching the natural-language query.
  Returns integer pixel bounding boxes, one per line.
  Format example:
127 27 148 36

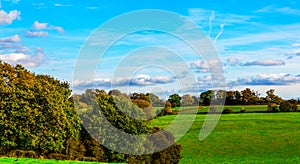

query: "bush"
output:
292 104 298 112
128 127 182 164
240 107 245 113
6 150 37 158
222 108 233 114
279 101 292 112
268 103 279 111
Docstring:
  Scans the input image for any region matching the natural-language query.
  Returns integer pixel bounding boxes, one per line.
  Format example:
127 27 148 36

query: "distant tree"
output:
240 88 259 104
292 104 298 112
131 99 151 109
199 90 213 105
77 90 182 162
146 93 163 106
181 94 194 106
191 96 199 105
279 100 292 112
165 101 172 109
168 94 181 108
130 93 151 109
266 89 283 104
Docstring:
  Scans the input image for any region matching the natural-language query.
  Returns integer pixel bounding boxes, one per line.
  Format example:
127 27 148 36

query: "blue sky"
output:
0 0 300 99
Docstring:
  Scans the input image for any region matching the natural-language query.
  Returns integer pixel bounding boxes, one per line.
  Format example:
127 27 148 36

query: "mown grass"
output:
149 112 300 163
155 105 269 113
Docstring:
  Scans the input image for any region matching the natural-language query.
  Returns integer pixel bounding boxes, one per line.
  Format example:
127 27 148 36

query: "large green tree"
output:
0 62 81 154
168 94 181 108
199 90 213 106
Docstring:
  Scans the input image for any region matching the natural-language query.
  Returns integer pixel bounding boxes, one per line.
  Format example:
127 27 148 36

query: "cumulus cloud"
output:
0 47 44 67
241 59 285 66
32 20 64 33
15 46 30 53
33 21 48 30
0 10 20 24
0 35 22 51
226 57 239 66
176 71 188 79
73 74 175 89
51 26 64 33
129 74 175 86
230 73 300 86
190 60 224 73
225 58 286 66
0 34 21 43
190 60 210 72
286 51 300 59
25 30 48 37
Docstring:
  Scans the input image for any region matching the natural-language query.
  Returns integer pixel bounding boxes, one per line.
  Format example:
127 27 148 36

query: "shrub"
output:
268 103 279 111
240 107 245 113
128 127 182 164
292 104 298 112
279 101 292 112
6 150 37 158
222 108 233 114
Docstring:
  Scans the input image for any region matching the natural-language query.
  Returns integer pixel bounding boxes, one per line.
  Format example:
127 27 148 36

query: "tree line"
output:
119 88 298 111
0 61 182 163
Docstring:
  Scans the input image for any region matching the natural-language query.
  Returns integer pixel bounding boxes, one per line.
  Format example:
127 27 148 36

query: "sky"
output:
0 0 300 99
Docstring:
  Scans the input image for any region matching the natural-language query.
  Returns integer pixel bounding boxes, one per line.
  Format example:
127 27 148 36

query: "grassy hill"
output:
149 112 300 163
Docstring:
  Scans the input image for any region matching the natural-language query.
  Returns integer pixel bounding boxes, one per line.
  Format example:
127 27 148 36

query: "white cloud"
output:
226 57 239 66
129 74 175 86
0 10 20 25
190 60 209 72
73 74 175 89
25 30 48 37
188 8 252 26
33 21 48 30
0 47 44 67
54 3 72 7
5 0 21 4
86 6 98 10
292 43 300 47
15 46 30 53
51 26 64 33
190 60 224 73
0 34 21 43
32 20 64 33
256 5 300 16
241 59 285 66
231 73 300 86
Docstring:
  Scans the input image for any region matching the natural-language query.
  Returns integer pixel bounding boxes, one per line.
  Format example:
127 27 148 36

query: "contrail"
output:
214 24 225 45
208 10 215 38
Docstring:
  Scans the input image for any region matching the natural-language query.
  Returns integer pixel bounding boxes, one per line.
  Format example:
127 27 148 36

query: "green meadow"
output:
155 105 269 113
149 112 300 163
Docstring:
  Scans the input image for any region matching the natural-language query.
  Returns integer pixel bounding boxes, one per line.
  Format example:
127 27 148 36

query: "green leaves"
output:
0 62 81 154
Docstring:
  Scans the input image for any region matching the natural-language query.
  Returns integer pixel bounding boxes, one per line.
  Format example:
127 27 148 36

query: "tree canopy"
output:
0 62 81 154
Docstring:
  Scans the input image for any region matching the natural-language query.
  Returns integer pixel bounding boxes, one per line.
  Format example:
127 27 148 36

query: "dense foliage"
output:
0 62 81 155
0 62 182 163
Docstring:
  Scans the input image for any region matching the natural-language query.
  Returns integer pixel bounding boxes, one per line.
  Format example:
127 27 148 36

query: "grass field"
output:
149 112 300 163
155 105 269 113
